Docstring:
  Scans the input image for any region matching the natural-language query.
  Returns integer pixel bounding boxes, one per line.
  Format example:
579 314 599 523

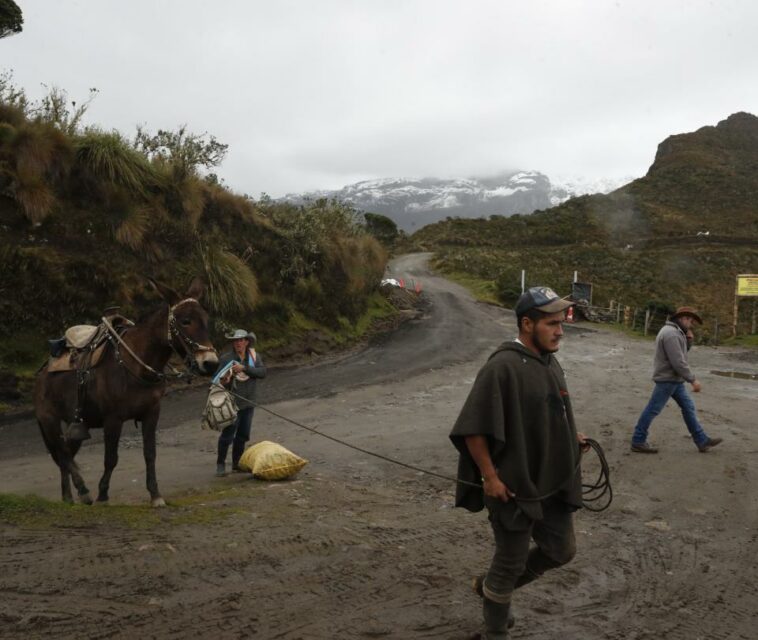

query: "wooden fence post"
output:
644 309 650 336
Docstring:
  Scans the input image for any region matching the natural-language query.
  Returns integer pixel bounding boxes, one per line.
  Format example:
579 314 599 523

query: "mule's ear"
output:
185 277 206 301
147 278 181 305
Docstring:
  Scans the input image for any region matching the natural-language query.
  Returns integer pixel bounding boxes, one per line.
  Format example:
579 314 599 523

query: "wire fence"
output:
573 300 727 345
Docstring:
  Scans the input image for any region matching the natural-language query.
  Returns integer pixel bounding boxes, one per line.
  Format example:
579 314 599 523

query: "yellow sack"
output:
238 441 308 480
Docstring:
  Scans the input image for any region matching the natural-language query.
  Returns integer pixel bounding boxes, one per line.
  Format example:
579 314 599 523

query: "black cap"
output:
515 286 574 315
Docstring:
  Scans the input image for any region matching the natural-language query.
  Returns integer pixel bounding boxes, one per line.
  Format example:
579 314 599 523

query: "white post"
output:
573 270 578 283
521 270 525 293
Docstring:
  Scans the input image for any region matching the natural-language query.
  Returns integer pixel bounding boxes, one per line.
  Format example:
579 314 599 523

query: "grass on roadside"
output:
0 485 261 530
437 270 502 306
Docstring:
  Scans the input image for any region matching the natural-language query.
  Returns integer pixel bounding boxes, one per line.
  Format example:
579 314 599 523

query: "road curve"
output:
0 253 514 459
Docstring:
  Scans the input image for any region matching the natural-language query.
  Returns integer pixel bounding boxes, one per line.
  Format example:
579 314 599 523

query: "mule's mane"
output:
134 298 201 324
135 303 168 324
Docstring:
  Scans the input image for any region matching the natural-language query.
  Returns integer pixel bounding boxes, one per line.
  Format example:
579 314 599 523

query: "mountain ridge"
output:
409 112 758 331
282 171 631 232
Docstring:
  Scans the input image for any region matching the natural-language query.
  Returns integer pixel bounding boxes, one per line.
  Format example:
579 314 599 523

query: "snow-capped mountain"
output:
282 171 630 232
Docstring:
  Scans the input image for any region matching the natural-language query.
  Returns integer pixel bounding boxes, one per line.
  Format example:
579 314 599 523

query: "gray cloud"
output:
4 0 758 197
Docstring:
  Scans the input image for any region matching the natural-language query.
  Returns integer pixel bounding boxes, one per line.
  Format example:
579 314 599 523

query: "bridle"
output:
167 298 218 361
102 298 217 384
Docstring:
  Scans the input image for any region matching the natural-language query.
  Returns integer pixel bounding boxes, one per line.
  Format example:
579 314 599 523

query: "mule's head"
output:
150 277 220 376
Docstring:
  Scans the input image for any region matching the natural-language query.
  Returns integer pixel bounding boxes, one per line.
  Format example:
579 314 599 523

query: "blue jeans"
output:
632 382 708 447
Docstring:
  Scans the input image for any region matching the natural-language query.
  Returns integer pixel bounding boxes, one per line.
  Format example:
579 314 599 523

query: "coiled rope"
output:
220 385 612 511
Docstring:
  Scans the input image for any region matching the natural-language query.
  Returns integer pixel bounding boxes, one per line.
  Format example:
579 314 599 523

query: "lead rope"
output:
220 386 612 512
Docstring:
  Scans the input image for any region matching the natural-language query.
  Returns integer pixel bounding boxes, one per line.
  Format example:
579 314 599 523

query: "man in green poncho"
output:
450 286 589 639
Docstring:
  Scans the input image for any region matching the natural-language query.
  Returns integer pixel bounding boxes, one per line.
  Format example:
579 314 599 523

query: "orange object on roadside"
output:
566 306 575 323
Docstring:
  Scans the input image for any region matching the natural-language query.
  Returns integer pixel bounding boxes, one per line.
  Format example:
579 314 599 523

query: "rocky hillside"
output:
411 113 758 334
284 171 628 232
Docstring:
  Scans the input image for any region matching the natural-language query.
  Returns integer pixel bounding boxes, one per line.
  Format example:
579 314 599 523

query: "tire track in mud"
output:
3 469 758 639
0 477 480 639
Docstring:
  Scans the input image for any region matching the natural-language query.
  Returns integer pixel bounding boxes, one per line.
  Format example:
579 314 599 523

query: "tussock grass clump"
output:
11 173 56 223
202 183 268 230
113 203 153 250
75 129 160 197
11 123 72 178
200 244 260 316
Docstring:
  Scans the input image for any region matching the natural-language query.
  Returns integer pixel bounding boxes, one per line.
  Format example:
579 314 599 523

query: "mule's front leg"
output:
97 420 123 503
59 466 74 503
142 409 165 507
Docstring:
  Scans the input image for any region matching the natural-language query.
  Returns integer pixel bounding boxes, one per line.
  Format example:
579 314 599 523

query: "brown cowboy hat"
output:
671 306 702 324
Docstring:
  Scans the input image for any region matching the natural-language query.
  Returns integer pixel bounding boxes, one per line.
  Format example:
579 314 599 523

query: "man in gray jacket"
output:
631 306 722 453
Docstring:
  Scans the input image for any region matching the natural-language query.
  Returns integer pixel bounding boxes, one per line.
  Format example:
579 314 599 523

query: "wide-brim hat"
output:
671 306 702 324
225 329 256 343
515 286 574 316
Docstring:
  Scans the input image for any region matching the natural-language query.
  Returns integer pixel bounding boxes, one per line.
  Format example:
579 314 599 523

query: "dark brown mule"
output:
34 278 219 507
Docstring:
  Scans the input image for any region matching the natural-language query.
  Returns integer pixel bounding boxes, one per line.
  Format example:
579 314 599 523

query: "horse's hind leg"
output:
64 441 93 505
97 420 123 503
49 442 91 504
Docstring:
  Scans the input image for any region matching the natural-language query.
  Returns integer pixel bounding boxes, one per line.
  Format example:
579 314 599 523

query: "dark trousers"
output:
483 498 577 604
217 407 254 466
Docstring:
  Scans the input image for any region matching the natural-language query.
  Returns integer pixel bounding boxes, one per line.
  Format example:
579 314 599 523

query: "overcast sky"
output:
3 0 757 197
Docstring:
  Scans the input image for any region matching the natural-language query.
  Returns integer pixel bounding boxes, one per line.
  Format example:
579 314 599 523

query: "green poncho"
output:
450 341 583 521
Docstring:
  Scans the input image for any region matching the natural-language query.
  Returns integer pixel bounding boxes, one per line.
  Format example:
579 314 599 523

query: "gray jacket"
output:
652 321 695 383
216 349 266 409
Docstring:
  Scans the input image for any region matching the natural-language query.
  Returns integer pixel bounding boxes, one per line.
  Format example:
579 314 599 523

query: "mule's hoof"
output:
151 497 166 508
79 493 93 505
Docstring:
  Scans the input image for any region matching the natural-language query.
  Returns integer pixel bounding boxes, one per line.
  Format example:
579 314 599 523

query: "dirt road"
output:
2 254 758 639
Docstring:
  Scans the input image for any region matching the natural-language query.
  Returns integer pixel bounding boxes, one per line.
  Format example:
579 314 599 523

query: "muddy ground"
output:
1 254 758 639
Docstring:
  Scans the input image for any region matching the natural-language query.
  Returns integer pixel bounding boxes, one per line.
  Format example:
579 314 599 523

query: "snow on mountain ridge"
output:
281 171 632 231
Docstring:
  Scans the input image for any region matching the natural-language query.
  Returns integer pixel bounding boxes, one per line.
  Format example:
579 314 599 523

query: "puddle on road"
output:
711 370 758 381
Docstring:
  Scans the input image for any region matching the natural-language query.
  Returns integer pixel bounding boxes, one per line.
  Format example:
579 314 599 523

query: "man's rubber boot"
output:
65 421 91 441
472 575 515 629
482 598 511 640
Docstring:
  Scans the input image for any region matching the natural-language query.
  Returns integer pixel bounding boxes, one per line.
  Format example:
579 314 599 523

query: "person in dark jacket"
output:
450 286 589 640
214 329 266 476
630 306 722 454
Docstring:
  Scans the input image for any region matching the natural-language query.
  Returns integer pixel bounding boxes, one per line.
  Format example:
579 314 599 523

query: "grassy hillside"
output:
0 82 390 404
412 113 758 334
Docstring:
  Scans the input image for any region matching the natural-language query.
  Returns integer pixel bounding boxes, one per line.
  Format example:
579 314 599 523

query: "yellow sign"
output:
737 274 758 296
